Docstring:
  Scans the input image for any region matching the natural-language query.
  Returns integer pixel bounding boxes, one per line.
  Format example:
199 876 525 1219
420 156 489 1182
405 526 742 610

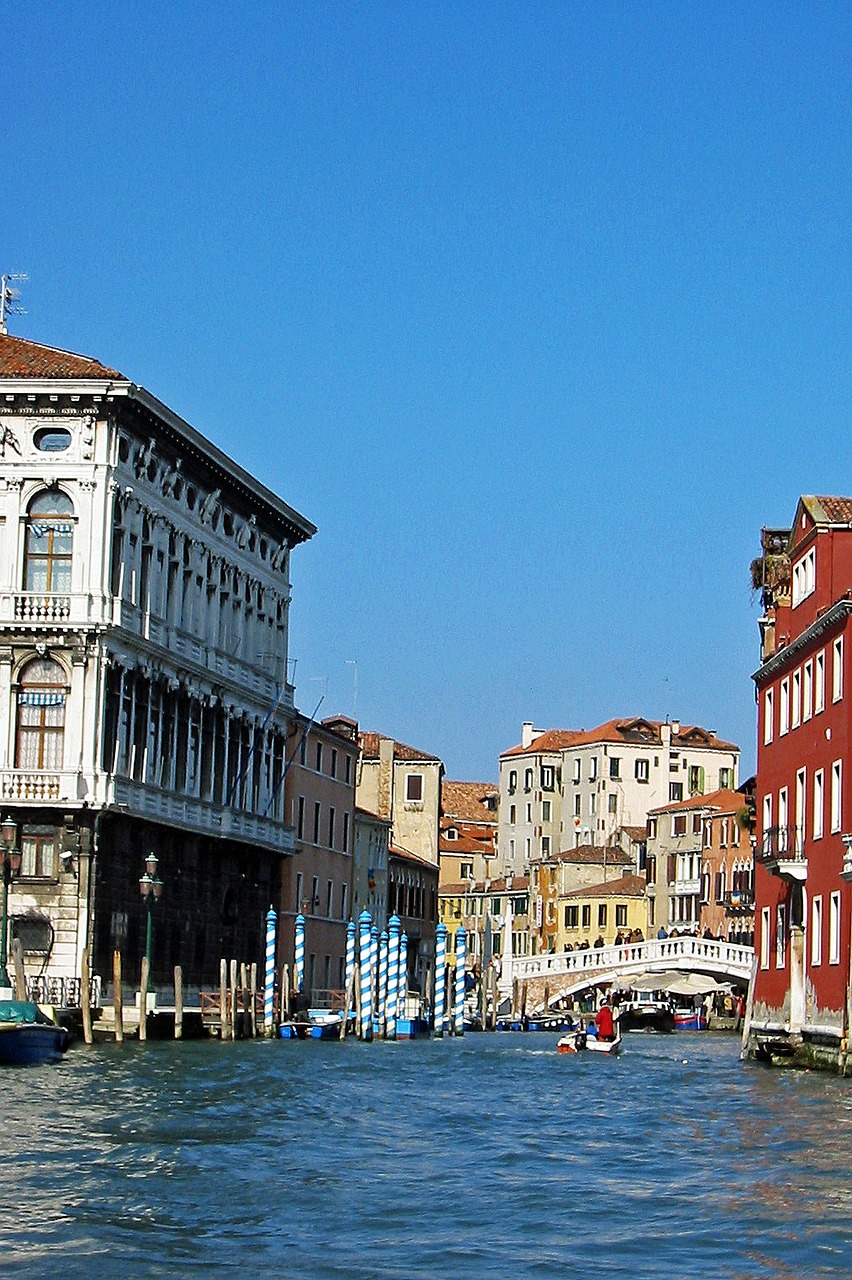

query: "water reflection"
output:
0 1035 850 1277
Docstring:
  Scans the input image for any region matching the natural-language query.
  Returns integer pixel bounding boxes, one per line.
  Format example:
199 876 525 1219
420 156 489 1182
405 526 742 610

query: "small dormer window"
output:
446 827 458 840
792 547 816 607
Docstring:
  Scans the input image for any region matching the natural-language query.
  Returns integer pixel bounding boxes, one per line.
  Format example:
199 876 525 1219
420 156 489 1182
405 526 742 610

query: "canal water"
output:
3 1032 852 1278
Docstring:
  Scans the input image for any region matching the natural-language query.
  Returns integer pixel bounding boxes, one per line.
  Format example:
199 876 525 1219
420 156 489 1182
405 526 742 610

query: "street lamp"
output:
0 817 22 991
138 852 164 995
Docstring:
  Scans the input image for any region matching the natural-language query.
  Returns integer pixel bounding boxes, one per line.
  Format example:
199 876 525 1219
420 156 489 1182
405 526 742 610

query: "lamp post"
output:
0 817 22 992
138 853 164 995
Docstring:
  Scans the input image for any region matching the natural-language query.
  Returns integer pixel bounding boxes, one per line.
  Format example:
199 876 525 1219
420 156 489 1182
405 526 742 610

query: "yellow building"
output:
557 874 646 951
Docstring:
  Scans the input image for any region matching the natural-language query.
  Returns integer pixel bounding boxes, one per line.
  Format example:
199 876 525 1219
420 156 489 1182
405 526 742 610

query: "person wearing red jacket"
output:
595 1001 615 1041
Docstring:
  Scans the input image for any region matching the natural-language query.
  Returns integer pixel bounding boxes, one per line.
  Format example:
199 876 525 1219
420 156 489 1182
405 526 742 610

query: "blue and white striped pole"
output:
454 926 467 1036
397 931 408 1021
387 914 401 1040
434 921 447 1038
370 925 379 1029
359 910 372 1040
378 929 389 1036
264 905 277 1036
294 913 305 995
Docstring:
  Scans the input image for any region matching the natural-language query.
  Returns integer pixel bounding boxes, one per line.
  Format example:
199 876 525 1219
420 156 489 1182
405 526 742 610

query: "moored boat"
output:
673 1007 708 1031
557 1029 622 1055
0 1001 71 1065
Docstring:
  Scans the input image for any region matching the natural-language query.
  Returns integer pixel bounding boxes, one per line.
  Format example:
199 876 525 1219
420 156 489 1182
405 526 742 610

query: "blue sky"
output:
4 3 852 780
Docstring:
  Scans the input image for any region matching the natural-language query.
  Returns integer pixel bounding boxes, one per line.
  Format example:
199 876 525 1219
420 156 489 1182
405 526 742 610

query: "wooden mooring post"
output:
174 965 183 1040
11 938 25 1002
81 947 93 1045
139 956 149 1042
250 962 258 1038
219 958 229 1040
229 959 238 1040
113 950 124 1043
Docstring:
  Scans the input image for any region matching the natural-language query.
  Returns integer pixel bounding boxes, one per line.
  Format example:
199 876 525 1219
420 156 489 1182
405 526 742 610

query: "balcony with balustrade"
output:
757 825 807 882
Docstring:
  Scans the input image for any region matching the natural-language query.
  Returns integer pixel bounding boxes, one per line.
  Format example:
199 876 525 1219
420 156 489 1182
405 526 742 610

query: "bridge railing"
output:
510 936 754 984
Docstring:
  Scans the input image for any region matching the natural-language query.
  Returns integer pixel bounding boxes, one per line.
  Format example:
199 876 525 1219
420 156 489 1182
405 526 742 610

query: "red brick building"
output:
748 497 852 1069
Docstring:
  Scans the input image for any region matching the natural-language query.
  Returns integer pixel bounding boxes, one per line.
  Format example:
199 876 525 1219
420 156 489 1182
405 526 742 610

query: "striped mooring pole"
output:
359 910 373 1040
294 913 306 994
386 915 401 1040
434 921 447 1038
370 925 379 1022
378 929 389 1036
345 919 356 995
397 931 408 1021
264 905 277 1036
454 925 467 1036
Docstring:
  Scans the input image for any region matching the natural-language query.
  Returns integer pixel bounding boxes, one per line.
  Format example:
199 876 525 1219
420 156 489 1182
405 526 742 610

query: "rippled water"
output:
2 1032 852 1278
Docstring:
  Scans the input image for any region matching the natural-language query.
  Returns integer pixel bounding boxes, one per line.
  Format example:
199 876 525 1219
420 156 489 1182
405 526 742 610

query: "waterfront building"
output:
698 782 755 946
558 873 646 950
0 333 315 999
388 844 437 996
498 718 740 878
280 714 358 1003
357 731 443 866
352 806 391 928
531 844 634 954
645 790 740 937
748 497 852 1068
439 873 530 974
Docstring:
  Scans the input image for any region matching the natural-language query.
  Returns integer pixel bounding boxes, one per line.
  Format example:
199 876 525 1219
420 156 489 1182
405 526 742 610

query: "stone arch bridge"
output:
503 936 755 1013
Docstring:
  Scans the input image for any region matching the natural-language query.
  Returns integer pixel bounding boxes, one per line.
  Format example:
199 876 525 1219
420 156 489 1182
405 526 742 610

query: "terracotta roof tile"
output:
805 496 852 524
649 787 741 817
551 844 633 865
441 780 499 821
359 731 441 763
562 873 646 899
502 729 582 758
0 334 125 380
501 718 738 758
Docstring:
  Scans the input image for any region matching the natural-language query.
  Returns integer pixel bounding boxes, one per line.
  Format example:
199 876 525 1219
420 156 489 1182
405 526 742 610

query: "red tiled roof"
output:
803 496 852 524
501 718 738 758
388 844 438 870
552 844 633 865
0 334 125 380
562 874 646 899
359 731 441 763
649 787 741 817
620 826 648 842
441 780 498 821
439 833 493 855
354 805 392 825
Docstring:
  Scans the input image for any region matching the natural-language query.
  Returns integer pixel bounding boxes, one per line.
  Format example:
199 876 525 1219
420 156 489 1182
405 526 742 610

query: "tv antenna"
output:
0 274 28 334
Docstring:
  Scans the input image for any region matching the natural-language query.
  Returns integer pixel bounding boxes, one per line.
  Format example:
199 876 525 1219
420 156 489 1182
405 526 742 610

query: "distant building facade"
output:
0 334 315 999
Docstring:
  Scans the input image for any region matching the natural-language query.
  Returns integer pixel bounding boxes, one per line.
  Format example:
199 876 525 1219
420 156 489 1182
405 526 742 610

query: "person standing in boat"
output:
595 999 616 1042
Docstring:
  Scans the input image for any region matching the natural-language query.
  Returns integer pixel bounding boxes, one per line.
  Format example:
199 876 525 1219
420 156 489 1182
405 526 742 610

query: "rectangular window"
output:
311 876 319 913
815 651 825 714
541 836 551 856
509 804 516 824
832 760 842 833
803 661 813 721
779 677 790 735
792 669 801 728
795 770 806 842
760 907 770 969
813 769 824 840
315 741 323 773
508 770 517 793
295 871 303 914
829 891 841 965
572 758 581 785
326 880 333 916
589 793 596 816
615 904 627 928
647 817 657 839
340 883 348 920
719 767 733 789
19 828 58 880
598 904 607 928
608 794 618 814
692 813 702 835
688 765 704 795
811 896 822 966
526 803 532 823
405 773 423 802
542 799 552 822
762 793 773 837
589 758 598 781
672 814 687 836
792 546 816 607
342 811 350 852
524 768 533 791
720 818 729 848
573 794 581 817
330 747 337 779
581 904 591 929
609 757 621 780
565 904 579 929
327 806 336 849
776 903 786 968
635 758 649 782
541 765 554 790
833 637 844 702
313 801 321 844
345 754 351 784
297 796 305 841
669 782 683 802
764 687 774 744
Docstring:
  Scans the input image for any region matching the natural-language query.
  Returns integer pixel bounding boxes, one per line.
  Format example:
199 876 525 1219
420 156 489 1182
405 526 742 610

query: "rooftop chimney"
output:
522 721 535 748
670 719 680 735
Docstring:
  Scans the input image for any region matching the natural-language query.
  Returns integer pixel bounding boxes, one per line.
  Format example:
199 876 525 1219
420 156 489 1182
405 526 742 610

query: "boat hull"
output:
557 1032 622 1055
673 1010 708 1031
618 1004 675 1034
0 1023 70 1065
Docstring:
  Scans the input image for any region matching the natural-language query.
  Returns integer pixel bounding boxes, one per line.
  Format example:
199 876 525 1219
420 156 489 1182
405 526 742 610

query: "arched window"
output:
23 491 74 592
16 658 66 770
